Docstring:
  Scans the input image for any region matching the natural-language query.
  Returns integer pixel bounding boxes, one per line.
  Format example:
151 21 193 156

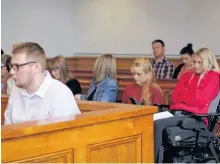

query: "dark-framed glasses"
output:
9 61 37 71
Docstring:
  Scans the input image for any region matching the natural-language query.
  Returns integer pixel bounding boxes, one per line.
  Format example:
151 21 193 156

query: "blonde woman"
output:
154 47 220 162
122 57 164 105
48 56 81 95
75 54 118 102
171 47 220 113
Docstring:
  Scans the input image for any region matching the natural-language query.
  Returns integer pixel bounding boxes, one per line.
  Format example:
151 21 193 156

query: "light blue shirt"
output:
1 82 4 90
81 77 118 102
4 71 81 124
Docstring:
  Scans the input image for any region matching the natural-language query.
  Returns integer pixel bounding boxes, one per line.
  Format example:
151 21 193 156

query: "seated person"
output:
1 54 14 96
154 47 220 162
75 54 118 102
48 55 81 95
151 39 175 79
122 57 164 105
173 43 194 79
4 42 81 124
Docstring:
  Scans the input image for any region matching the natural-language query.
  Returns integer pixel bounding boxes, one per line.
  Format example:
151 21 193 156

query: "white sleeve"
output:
49 87 81 118
4 96 13 125
6 79 14 96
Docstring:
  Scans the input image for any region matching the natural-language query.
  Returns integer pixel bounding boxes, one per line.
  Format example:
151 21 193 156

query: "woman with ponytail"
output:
173 43 194 79
122 57 164 105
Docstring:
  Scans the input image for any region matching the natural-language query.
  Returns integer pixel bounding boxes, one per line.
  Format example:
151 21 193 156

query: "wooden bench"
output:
2 96 220 137
47 56 220 73
78 78 177 104
1 100 156 163
46 56 220 104
1 95 8 125
45 56 186 104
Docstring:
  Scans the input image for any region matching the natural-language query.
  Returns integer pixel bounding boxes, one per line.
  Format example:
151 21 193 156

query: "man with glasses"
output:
4 42 81 124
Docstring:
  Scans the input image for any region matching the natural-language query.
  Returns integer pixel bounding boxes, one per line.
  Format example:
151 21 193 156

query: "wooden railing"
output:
2 96 220 137
2 100 156 163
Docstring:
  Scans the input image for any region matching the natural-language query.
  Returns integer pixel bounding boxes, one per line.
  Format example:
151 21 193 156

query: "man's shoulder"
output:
48 78 72 95
164 58 175 67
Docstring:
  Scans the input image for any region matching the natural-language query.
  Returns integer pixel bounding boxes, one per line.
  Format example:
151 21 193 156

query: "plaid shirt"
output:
152 58 175 79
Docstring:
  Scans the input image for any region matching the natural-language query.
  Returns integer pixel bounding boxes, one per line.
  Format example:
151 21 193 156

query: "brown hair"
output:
131 57 159 105
12 42 46 71
94 54 117 83
48 55 73 83
1 54 11 66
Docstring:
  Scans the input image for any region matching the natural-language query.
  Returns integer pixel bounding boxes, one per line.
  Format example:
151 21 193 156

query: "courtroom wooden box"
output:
1 100 157 163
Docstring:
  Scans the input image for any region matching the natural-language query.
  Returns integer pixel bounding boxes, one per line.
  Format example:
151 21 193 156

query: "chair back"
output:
208 91 220 113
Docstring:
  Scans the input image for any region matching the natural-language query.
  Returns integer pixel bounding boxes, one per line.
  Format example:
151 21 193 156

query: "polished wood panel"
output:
88 135 141 163
14 149 74 163
2 101 156 163
2 96 219 137
1 96 136 125
1 95 8 125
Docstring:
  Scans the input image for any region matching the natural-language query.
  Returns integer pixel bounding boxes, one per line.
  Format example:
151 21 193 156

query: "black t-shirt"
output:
87 86 97 101
172 63 184 79
66 79 82 95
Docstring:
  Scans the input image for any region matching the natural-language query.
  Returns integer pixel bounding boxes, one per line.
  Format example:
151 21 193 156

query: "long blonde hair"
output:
94 54 117 83
131 57 157 105
195 47 219 71
48 56 73 83
192 47 219 86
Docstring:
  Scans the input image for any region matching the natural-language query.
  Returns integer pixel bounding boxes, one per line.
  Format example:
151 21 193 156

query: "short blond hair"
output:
48 56 73 83
12 42 46 71
94 54 116 83
194 47 219 71
131 57 157 105
131 58 153 76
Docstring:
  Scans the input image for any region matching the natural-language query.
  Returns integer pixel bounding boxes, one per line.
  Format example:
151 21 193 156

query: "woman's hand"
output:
75 94 81 100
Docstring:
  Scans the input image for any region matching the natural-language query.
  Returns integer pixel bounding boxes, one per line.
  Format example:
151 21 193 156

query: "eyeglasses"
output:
9 61 37 71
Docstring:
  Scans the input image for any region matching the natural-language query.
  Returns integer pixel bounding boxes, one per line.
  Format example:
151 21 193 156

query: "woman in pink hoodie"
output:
154 47 220 162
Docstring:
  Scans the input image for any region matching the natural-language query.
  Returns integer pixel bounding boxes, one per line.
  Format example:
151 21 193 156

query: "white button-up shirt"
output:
4 71 81 124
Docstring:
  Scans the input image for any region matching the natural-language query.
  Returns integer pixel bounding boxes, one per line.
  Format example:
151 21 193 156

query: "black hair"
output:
6 56 11 72
180 43 194 56
152 39 165 47
1 49 4 55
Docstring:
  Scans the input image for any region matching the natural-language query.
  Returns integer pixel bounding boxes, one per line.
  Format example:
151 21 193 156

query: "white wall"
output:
1 0 75 56
2 0 220 57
